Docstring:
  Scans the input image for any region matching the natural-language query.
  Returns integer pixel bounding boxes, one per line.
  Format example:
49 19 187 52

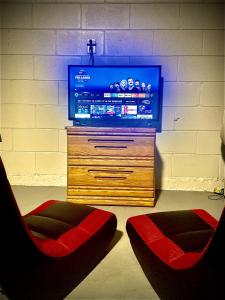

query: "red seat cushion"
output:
24 200 116 257
127 209 218 269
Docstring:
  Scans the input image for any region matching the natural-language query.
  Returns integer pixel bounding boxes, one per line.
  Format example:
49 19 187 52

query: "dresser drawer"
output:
68 186 154 198
67 194 155 207
68 157 154 167
68 165 154 188
68 135 155 157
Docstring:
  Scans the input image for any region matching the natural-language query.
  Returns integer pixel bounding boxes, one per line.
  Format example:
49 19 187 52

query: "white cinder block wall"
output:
0 0 224 191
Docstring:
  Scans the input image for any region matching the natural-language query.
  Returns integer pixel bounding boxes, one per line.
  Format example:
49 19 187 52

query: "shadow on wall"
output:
155 146 163 201
221 115 225 162
221 144 225 163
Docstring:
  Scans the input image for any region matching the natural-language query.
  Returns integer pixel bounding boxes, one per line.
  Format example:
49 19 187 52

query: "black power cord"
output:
87 39 96 66
208 189 224 200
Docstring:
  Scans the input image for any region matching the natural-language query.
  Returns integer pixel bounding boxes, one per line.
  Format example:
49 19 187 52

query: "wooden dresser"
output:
67 126 156 206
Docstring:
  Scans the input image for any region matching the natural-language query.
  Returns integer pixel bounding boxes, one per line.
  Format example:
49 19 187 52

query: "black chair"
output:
127 207 225 299
0 156 117 300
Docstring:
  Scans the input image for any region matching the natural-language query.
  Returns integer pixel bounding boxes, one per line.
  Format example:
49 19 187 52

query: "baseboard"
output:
8 175 224 193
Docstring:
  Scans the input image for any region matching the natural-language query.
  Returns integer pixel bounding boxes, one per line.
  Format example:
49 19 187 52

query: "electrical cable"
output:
208 192 224 200
87 39 95 66
89 50 94 66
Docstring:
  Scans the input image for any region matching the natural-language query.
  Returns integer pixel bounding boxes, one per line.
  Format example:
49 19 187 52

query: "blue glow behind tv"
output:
68 65 163 132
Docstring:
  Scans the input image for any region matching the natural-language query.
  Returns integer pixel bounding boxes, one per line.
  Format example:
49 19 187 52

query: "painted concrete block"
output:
2 30 55 55
36 105 70 129
174 107 223 131
163 82 200 107
156 153 172 178
161 107 174 130
178 56 224 81
59 0 104 2
2 80 58 105
156 131 196 154
59 129 67 153
200 82 224 107
1 55 33 79
82 4 129 29
1 152 35 175
180 4 224 29
2 103 35 128
130 4 179 29
36 152 67 175
33 4 80 29
203 30 224 55
59 81 68 106
172 154 219 178
105 30 153 56
196 131 221 154
1 4 32 28
0 129 13 151
13 129 59 151
153 30 203 55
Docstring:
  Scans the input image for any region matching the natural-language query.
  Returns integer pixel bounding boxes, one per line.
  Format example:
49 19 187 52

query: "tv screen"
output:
68 65 163 131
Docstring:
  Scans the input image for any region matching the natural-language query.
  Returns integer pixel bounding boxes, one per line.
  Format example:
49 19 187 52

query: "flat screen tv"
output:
68 65 163 131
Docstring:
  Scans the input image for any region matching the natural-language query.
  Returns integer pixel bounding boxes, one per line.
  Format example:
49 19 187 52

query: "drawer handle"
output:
88 139 134 143
94 176 127 180
88 170 133 174
94 145 127 149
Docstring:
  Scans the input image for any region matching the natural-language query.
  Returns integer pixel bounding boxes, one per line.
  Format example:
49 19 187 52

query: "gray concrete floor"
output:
3 187 225 300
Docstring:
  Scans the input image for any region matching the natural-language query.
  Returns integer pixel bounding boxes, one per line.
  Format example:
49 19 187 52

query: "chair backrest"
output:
204 206 225 263
0 156 39 260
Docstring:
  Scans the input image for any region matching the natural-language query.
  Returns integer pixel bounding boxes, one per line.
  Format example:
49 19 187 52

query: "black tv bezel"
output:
68 65 163 132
